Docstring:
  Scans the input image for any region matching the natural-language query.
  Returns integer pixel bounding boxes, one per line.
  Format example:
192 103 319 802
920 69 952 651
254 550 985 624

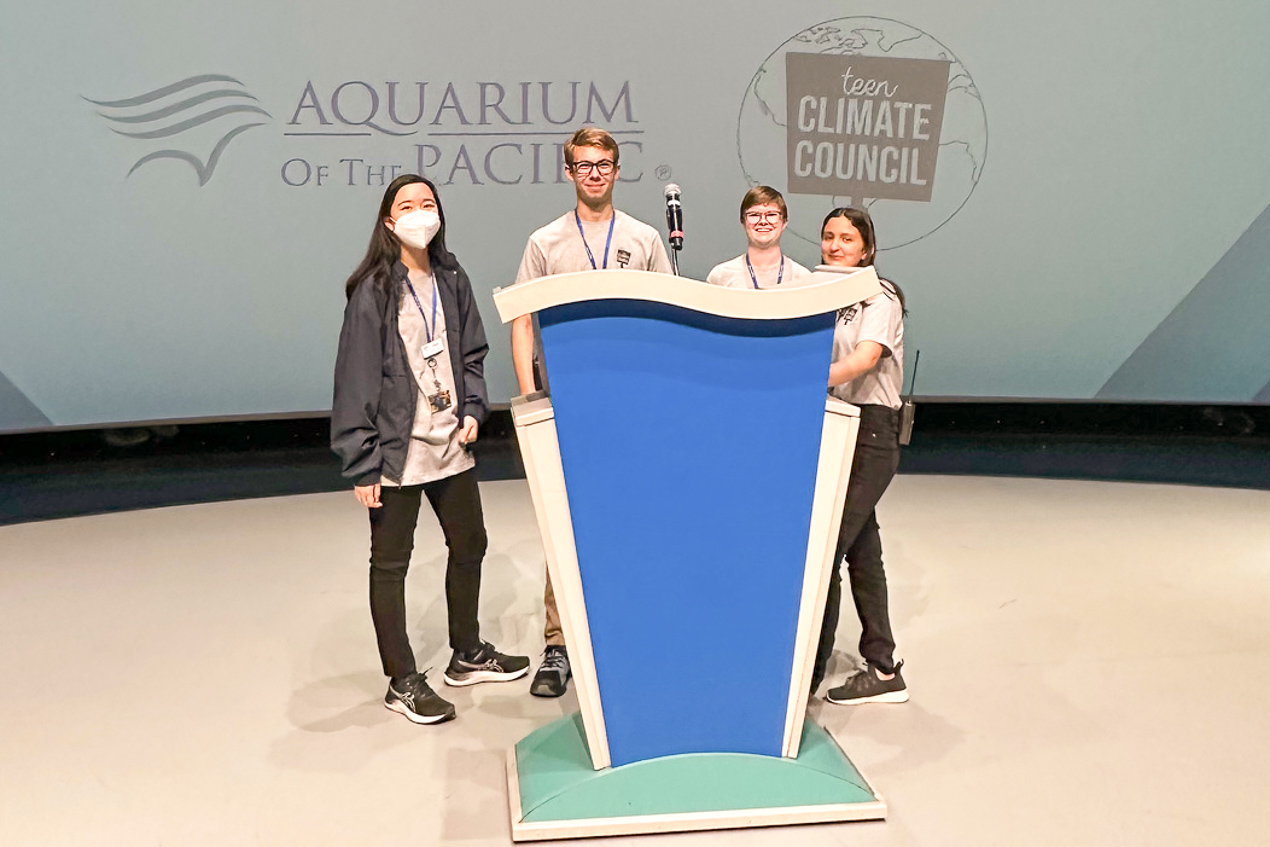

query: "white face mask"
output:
390 209 441 250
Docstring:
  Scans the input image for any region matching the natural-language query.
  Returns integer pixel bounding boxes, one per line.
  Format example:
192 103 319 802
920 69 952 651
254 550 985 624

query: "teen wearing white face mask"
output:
388 207 441 252
332 175 529 725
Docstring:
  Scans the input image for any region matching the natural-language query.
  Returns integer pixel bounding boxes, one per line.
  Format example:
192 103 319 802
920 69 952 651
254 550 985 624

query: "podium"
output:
494 268 886 840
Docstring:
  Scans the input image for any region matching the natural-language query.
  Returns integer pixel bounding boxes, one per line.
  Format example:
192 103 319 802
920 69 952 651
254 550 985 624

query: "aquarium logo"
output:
84 74 271 186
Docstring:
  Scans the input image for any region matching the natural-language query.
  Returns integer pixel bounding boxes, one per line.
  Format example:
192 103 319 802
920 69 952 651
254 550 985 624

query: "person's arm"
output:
828 340 885 387
354 482 382 508
331 283 387 496
511 237 547 395
828 292 898 387
511 314 537 394
458 416 479 445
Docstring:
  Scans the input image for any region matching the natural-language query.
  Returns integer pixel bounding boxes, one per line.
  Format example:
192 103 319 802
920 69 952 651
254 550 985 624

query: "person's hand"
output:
354 483 382 508
458 416 479 446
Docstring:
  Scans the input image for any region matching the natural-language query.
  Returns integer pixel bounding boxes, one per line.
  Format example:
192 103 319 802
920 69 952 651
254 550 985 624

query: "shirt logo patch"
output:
615 248 631 268
837 304 861 324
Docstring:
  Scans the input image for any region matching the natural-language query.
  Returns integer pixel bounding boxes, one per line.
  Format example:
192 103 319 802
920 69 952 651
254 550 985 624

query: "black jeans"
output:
812 405 902 689
368 468 486 679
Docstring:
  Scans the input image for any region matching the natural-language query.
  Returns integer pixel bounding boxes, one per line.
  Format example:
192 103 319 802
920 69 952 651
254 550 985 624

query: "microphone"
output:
664 183 684 251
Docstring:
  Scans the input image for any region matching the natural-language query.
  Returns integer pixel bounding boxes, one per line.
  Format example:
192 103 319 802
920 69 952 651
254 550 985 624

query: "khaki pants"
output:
543 571 565 647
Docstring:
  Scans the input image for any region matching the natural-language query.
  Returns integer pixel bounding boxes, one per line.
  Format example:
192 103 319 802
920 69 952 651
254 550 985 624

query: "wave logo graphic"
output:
84 74 270 186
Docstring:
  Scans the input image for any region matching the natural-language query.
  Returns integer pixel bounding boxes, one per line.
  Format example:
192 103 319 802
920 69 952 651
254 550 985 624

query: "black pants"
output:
368 468 486 679
812 405 902 689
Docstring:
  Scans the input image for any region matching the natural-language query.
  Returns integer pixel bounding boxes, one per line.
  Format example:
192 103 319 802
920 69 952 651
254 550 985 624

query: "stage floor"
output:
2 475 1267 846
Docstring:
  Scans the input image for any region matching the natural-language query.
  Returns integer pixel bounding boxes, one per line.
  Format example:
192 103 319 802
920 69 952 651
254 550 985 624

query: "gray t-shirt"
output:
516 209 673 281
705 254 810 289
383 268 475 486
829 283 905 410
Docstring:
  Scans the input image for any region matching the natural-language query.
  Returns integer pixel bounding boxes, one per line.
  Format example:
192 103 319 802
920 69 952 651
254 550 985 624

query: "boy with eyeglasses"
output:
511 126 673 697
705 186 809 290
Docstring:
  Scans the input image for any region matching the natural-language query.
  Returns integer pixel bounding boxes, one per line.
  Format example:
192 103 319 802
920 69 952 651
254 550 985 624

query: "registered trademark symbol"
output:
655 165 672 181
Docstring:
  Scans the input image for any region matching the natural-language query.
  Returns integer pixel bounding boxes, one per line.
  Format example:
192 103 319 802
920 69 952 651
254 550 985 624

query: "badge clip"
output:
421 338 444 360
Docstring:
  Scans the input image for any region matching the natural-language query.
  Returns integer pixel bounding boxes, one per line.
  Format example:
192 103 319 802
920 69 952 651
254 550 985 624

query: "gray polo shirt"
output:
516 209 673 281
829 282 905 410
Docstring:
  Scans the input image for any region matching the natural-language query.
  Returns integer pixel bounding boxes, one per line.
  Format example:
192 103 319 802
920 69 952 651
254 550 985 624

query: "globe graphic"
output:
738 17 988 251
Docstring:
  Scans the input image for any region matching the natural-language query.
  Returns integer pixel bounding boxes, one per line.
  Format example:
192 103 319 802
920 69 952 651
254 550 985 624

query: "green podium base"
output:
507 713 886 841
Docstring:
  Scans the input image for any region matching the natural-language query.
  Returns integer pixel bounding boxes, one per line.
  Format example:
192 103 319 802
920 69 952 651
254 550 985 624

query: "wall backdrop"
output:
2 1 1269 432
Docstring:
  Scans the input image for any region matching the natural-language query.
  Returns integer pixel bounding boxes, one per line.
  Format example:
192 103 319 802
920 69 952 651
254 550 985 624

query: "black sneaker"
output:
529 645 571 698
384 672 456 724
825 661 908 705
443 641 530 687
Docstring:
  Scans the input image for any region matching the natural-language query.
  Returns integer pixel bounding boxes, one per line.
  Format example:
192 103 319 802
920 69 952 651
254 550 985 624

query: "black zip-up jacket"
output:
331 260 489 486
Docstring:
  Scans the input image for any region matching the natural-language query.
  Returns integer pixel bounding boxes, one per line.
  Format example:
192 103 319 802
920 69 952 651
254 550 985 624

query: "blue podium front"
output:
494 269 887 840
541 300 832 765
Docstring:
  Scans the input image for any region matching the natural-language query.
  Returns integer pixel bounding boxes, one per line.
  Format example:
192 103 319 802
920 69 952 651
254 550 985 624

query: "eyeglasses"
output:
744 211 783 223
570 160 616 176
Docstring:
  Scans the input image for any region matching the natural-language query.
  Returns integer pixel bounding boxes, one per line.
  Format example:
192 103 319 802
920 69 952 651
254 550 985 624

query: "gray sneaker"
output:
529 645 571 698
385 672 456 724
825 661 908 705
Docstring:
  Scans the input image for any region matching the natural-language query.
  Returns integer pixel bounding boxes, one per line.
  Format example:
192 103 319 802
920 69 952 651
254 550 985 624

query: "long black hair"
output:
820 206 906 314
344 174 457 300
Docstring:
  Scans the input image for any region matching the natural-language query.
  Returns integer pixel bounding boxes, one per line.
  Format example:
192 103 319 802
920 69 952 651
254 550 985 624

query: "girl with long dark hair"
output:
331 174 527 724
812 206 909 706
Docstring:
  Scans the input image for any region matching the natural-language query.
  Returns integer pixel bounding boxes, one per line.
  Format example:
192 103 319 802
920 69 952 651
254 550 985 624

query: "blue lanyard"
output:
574 210 615 270
745 254 784 289
404 275 439 343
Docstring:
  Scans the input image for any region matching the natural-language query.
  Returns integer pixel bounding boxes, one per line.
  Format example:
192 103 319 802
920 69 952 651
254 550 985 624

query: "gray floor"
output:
2 475 1267 846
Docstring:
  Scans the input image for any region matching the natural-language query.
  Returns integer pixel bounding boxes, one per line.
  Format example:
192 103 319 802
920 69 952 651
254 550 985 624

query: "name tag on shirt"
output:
427 390 452 413
421 338 444 360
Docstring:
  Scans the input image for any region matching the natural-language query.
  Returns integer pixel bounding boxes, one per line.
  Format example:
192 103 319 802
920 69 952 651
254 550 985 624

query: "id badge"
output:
427 389 452 413
421 338 444 359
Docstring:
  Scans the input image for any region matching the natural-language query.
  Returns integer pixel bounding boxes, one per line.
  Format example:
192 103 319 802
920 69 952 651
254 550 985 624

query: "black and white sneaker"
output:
443 641 530 687
385 672 455 724
529 645 571 698
825 661 909 705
